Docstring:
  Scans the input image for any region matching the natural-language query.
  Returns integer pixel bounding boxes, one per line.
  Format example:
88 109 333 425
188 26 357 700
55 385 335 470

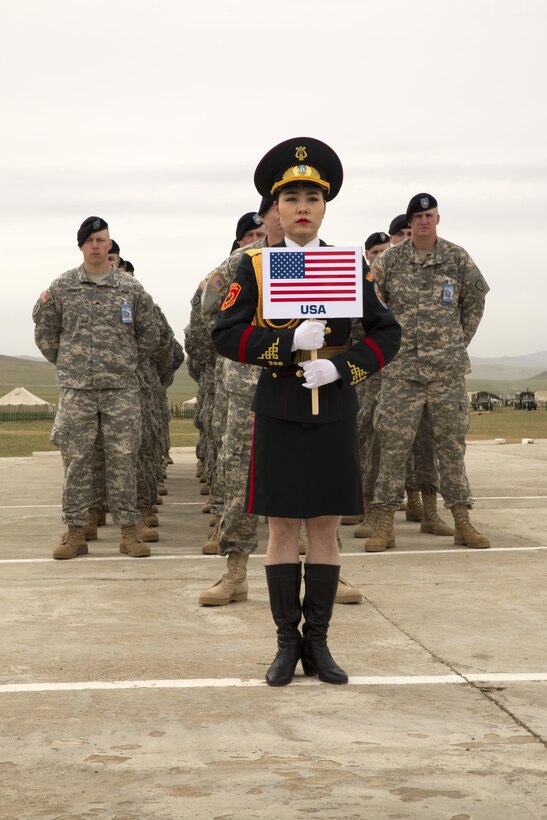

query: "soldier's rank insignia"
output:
348 361 368 385
221 283 241 311
295 145 307 160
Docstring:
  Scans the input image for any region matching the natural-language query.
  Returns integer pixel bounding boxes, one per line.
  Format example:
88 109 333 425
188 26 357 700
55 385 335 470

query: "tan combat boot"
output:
157 481 168 496
141 506 159 527
199 483 211 496
365 510 396 552
209 514 219 528
420 492 454 536
335 576 363 604
450 506 490 549
202 522 219 555
84 509 98 541
340 514 364 525
136 512 159 542
119 525 151 557
198 552 249 605
405 490 424 522
53 526 88 560
354 499 377 538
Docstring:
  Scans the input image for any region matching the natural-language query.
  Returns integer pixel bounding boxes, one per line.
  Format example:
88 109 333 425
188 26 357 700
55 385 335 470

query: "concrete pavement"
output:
0 441 546 819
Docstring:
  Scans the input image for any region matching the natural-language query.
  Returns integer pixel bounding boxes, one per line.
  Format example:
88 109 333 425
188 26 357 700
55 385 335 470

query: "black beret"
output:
77 216 108 247
235 212 263 242
254 137 343 201
123 260 134 274
406 193 438 222
110 239 120 254
364 231 389 251
258 194 275 216
388 214 409 235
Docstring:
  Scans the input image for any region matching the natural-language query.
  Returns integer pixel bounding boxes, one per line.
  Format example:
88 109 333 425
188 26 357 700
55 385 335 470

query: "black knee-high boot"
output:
265 563 302 687
301 563 348 685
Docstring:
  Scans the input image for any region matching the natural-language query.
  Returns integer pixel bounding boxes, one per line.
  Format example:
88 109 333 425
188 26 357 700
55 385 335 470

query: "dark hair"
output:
273 181 327 202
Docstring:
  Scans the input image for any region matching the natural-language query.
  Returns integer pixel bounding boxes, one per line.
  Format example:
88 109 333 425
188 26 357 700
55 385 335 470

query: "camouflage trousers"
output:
359 374 439 499
209 361 228 517
217 389 258 555
137 386 158 508
374 376 472 511
52 387 141 526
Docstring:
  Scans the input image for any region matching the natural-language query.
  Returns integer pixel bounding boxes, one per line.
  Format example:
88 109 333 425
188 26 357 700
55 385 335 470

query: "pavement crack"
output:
362 594 547 751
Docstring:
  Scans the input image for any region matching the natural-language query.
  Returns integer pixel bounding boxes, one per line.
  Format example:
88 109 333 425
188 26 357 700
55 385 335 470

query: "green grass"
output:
467 407 547 443
0 419 199 457
1 409 545 458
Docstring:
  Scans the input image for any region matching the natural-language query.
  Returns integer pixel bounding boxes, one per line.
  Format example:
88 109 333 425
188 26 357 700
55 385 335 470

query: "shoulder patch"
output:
374 282 388 309
209 272 226 294
365 272 375 283
191 293 201 307
221 282 241 311
40 290 51 303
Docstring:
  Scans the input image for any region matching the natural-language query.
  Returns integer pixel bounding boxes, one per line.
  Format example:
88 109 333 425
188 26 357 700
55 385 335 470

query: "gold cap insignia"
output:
295 146 307 161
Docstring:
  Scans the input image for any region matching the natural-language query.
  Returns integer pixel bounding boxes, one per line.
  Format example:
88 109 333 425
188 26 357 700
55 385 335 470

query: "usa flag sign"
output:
262 247 362 320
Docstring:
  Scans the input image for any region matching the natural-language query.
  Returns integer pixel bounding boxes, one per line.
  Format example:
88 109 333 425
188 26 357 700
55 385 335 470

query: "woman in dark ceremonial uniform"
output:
213 137 401 687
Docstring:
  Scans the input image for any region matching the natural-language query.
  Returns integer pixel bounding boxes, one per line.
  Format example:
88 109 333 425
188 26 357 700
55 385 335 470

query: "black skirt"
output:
246 413 363 518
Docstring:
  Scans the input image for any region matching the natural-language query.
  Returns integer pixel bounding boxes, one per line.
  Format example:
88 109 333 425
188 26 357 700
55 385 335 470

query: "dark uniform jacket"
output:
213 241 401 424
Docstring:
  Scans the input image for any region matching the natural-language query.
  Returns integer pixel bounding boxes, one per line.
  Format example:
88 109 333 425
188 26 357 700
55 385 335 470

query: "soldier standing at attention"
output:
33 216 159 559
213 138 401 686
367 194 490 551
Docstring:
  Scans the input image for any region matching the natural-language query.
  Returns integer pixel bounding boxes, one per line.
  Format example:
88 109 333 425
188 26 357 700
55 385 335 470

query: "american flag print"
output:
262 247 362 320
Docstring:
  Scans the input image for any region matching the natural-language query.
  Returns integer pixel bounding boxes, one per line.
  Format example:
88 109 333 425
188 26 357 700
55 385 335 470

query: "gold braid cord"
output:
250 251 299 330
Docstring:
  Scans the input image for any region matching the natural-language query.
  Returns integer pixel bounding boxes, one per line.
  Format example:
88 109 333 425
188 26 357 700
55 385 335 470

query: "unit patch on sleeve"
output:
221 282 241 311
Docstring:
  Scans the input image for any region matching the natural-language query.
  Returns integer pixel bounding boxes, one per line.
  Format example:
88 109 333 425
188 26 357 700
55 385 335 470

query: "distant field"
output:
0 355 197 407
0 418 199 458
1 408 545 458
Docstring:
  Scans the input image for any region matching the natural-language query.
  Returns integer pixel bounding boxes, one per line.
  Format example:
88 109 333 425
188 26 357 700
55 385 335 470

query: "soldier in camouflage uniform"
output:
33 216 159 560
183 283 217 508
367 194 490 551
355 219 452 543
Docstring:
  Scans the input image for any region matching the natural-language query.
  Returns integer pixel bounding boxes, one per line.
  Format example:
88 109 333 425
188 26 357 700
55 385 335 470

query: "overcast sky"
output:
2 0 546 359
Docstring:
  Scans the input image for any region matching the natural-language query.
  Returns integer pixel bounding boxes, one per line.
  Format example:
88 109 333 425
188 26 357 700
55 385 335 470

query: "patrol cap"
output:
77 216 109 247
109 239 120 254
406 193 438 222
254 137 343 201
389 214 409 235
364 231 389 251
258 194 275 216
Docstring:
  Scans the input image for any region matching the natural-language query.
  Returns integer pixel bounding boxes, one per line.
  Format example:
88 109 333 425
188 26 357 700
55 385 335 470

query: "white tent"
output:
182 396 197 408
0 386 54 412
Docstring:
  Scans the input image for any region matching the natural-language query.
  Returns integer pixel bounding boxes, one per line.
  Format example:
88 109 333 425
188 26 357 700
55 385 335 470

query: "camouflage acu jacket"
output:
33 266 159 389
372 237 489 382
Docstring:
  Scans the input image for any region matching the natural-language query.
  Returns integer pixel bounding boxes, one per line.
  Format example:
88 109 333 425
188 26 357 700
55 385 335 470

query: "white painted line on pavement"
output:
1 545 547 564
1 672 547 694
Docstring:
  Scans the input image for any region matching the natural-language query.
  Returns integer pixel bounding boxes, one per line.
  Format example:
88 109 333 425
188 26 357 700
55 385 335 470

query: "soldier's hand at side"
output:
291 320 326 351
299 359 340 389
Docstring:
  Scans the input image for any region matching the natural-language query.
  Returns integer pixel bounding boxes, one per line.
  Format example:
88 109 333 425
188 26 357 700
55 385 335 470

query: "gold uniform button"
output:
325 326 332 335
272 372 278 379
295 370 303 377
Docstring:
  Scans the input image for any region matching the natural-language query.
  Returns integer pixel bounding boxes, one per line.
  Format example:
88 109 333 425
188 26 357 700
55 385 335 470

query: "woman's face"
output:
275 185 326 244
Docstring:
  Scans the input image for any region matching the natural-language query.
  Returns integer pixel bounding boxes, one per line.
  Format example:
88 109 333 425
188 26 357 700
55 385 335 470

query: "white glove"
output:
299 359 341 389
291 320 326 351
